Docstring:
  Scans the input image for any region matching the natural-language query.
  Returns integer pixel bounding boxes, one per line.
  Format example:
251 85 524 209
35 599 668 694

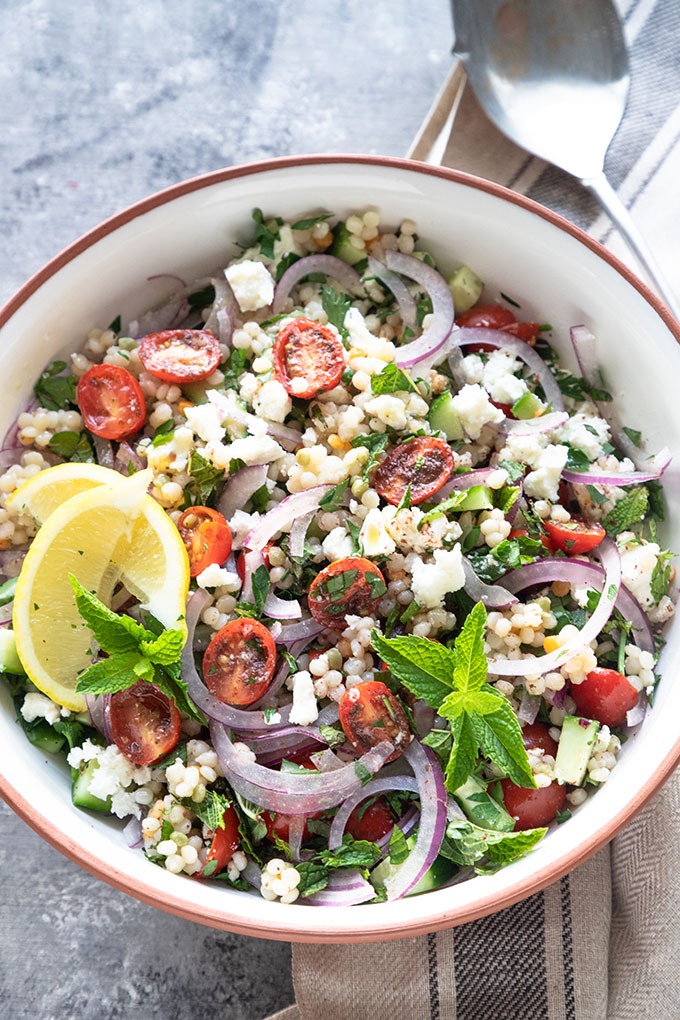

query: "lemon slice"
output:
12 469 190 711
6 461 121 525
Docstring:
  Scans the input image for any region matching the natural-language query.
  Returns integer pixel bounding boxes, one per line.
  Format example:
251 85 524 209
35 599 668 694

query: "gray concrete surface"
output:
0 2 452 1018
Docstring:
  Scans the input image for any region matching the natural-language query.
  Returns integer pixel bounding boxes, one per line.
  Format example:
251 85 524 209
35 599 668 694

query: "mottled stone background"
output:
0 2 452 1017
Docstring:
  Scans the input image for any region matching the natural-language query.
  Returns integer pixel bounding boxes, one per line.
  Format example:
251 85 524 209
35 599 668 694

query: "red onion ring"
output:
123 816 144 849
203 276 238 346
85 693 112 742
275 617 325 646
488 536 621 676
462 556 518 610
328 776 419 851
217 464 268 520
367 256 417 330
498 554 655 654
289 510 315 560
451 327 565 411
499 411 569 436
383 251 454 369
244 485 333 553
304 869 376 907
262 591 302 620
93 436 115 469
210 720 394 815
272 255 363 314
562 464 669 487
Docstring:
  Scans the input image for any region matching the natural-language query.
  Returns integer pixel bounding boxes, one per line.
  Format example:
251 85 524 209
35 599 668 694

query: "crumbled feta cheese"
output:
322 526 356 561
224 260 274 312
205 433 285 469
450 384 504 440
288 670 319 725
195 563 242 591
228 509 260 549
481 350 528 405
360 508 397 557
556 413 610 462
523 444 569 501
410 545 465 609
20 692 62 725
618 535 661 608
66 740 155 820
184 402 225 443
253 379 292 423
207 389 268 438
498 432 548 469
345 307 396 375
385 506 461 555
363 393 408 430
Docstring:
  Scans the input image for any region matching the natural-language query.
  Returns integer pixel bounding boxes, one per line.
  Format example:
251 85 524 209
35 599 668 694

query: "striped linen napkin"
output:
265 2 680 1017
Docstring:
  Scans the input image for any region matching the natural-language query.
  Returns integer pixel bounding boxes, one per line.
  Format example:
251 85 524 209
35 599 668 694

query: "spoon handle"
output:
583 172 680 321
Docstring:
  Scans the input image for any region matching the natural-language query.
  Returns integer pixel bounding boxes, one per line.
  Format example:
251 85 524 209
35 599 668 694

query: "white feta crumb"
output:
252 379 293 423
523 444 569 501
195 563 242 591
224 259 274 312
21 692 61 726
410 545 465 609
183 402 225 443
481 350 528 405
450 384 504 440
288 670 319 725
322 526 356 561
360 508 397 557
618 535 661 608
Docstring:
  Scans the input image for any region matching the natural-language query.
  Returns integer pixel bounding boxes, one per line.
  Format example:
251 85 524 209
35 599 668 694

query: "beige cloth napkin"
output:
264 55 680 1020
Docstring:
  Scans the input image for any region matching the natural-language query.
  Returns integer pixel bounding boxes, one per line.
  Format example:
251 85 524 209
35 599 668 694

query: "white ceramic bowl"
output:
1 155 678 942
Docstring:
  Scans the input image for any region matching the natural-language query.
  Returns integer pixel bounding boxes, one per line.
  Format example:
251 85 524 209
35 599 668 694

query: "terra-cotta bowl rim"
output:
1 153 679 943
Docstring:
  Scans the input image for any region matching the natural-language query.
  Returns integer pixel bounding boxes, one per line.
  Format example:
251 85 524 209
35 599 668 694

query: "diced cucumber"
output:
448 264 483 314
511 391 545 420
453 775 515 832
24 721 66 755
181 381 212 404
329 222 367 266
0 630 25 675
370 833 457 896
0 575 18 607
456 484 494 512
428 391 464 441
71 759 111 813
554 715 600 786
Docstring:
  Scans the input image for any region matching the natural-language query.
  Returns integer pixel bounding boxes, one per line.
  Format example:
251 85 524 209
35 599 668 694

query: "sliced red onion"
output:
273 255 363 314
570 325 670 474
287 814 306 862
626 701 647 727
0 602 13 625
217 465 268 520
238 548 264 605
265 422 303 452
210 720 394 815
244 485 332 552
85 693 112 742
128 292 191 338
123 816 144 849
367 256 417 330
462 555 518 610
562 463 669 487
304 869 376 907
433 467 498 503
376 802 421 850
310 748 345 773
115 441 145 475
289 510 315 560
328 776 419 851
262 591 302 620
499 411 569 436
412 700 436 739
488 537 621 677
275 617 325 647
383 741 448 901
93 436 115 469
518 689 541 724
498 555 655 654
203 276 238 346
383 251 454 369
452 326 564 411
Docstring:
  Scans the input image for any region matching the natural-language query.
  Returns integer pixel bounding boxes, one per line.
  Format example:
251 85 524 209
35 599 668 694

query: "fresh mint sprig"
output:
371 601 535 793
70 575 201 722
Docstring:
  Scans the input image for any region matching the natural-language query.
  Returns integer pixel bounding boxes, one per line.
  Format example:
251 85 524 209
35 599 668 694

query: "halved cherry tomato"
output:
457 304 541 352
521 721 558 758
373 436 454 507
570 667 639 728
543 518 606 556
236 542 273 583
202 617 276 707
109 681 181 765
177 505 232 578
264 753 322 842
273 317 345 399
308 557 386 629
509 527 555 554
76 364 147 441
345 796 396 843
338 680 411 763
202 804 240 876
138 329 222 384
501 776 566 831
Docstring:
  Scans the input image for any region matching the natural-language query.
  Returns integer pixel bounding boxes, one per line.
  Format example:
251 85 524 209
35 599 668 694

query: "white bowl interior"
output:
1 158 678 940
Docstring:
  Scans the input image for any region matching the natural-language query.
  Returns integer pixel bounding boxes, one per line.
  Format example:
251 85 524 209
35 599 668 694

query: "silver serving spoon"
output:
452 0 680 320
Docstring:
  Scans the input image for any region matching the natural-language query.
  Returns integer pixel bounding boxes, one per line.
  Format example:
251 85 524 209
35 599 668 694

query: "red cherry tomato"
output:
202 805 240 876
76 364 147 441
109 681 181 765
456 304 541 352
264 753 322 842
202 618 276 707
501 777 566 831
542 518 606 556
373 436 454 507
570 667 639 728
521 722 558 758
308 557 386 629
273 317 345 399
510 527 556 555
236 542 273 583
338 680 411 763
138 329 222 384
345 797 396 843
177 505 232 578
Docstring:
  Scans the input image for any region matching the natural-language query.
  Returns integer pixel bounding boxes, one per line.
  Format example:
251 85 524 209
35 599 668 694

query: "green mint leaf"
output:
318 837 381 870
565 444 591 472
387 824 410 866
251 564 271 618
451 601 488 693
188 284 216 312
622 426 642 448
250 208 281 259
349 432 390 480
421 728 453 767
291 213 331 231
296 860 330 898
445 711 479 791
318 725 346 748
441 817 546 872
221 347 250 389
602 486 649 536
370 363 417 395
321 286 351 339
34 360 77 410
189 789 233 832
139 628 186 665
75 651 146 696
48 430 95 463
440 688 502 719
496 459 526 483
370 630 455 709
470 698 536 788
318 478 350 512
69 575 146 654
184 451 226 507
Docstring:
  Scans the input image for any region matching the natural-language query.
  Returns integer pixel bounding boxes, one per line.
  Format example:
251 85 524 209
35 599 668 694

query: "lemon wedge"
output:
12 469 190 711
6 461 121 525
